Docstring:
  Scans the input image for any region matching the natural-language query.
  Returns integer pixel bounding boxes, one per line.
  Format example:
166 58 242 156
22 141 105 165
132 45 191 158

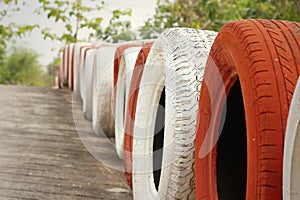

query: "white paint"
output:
283 76 300 200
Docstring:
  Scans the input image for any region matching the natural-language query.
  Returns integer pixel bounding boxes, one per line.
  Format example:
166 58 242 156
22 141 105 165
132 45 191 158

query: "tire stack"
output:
195 19 300 200
56 19 300 200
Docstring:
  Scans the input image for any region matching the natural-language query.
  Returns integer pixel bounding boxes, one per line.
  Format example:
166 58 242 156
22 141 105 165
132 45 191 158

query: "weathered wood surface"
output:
0 85 132 200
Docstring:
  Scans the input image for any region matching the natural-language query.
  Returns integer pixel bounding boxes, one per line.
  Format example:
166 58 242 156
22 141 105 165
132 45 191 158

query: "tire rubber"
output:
68 43 75 91
82 47 97 121
80 47 95 101
91 41 145 138
64 44 70 86
92 44 117 138
283 77 300 200
59 47 67 87
131 28 217 199
195 19 300 200
113 44 142 104
73 43 91 97
57 65 61 89
114 46 143 158
123 42 153 187
59 50 63 88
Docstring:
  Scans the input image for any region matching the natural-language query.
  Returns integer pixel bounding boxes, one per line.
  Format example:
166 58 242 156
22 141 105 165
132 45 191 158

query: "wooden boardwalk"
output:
0 85 132 200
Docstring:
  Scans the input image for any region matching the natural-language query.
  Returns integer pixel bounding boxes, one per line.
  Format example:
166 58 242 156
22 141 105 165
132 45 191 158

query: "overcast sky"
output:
2 0 157 66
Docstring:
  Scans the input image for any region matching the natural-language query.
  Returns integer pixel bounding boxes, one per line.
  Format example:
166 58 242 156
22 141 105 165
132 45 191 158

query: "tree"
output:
38 0 104 43
0 47 46 87
139 0 300 39
0 46 5 68
38 0 136 44
0 0 137 88
96 9 136 43
0 0 38 47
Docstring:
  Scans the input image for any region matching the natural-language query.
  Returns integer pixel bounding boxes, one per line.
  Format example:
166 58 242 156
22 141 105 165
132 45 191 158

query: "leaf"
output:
4 0 12 4
65 24 72 32
95 17 103 24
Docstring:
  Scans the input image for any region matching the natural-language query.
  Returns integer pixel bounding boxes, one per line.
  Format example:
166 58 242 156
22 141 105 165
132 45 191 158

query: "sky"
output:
2 0 157 66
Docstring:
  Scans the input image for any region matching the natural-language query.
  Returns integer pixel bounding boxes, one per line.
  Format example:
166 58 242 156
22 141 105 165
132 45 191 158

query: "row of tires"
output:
55 19 300 200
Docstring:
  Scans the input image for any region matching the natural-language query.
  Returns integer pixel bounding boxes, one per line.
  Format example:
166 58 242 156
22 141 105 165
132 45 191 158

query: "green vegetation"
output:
139 0 300 38
0 0 300 87
0 0 136 88
96 9 136 43
0 47 52 87
38 0 135 43
0 1 38 47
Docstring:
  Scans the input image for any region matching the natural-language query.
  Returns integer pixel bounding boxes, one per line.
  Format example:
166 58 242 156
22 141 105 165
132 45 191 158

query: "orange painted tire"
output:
57 65 61 89
123 42 153 187
195 19 300 200
114 46 143 158
114 44 142 89
60 44 74 88
73 43 91 97
113 43 144 111
64 44 70 86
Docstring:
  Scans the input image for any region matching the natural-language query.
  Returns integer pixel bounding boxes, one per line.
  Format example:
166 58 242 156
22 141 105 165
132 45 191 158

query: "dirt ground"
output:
0 85 133 200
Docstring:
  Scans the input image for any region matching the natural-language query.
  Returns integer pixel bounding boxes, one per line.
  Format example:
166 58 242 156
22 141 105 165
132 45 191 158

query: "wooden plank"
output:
0 85 132 199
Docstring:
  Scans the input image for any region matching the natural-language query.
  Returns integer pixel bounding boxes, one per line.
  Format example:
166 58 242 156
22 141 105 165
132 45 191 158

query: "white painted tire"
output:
82 47 97 121
64 44 71 86
59 46 68 87
82 42 106 121
63 45 69 86
132 28 217 199
73 43 91 98
59 50 63 88
115 46 143 158
67 43 75 90
283 77 300 200
80 47 96 102
92 44 117 138
92 41 149 138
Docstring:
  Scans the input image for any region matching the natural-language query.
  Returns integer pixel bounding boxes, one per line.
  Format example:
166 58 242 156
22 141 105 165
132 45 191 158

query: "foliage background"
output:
0 0 299 87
